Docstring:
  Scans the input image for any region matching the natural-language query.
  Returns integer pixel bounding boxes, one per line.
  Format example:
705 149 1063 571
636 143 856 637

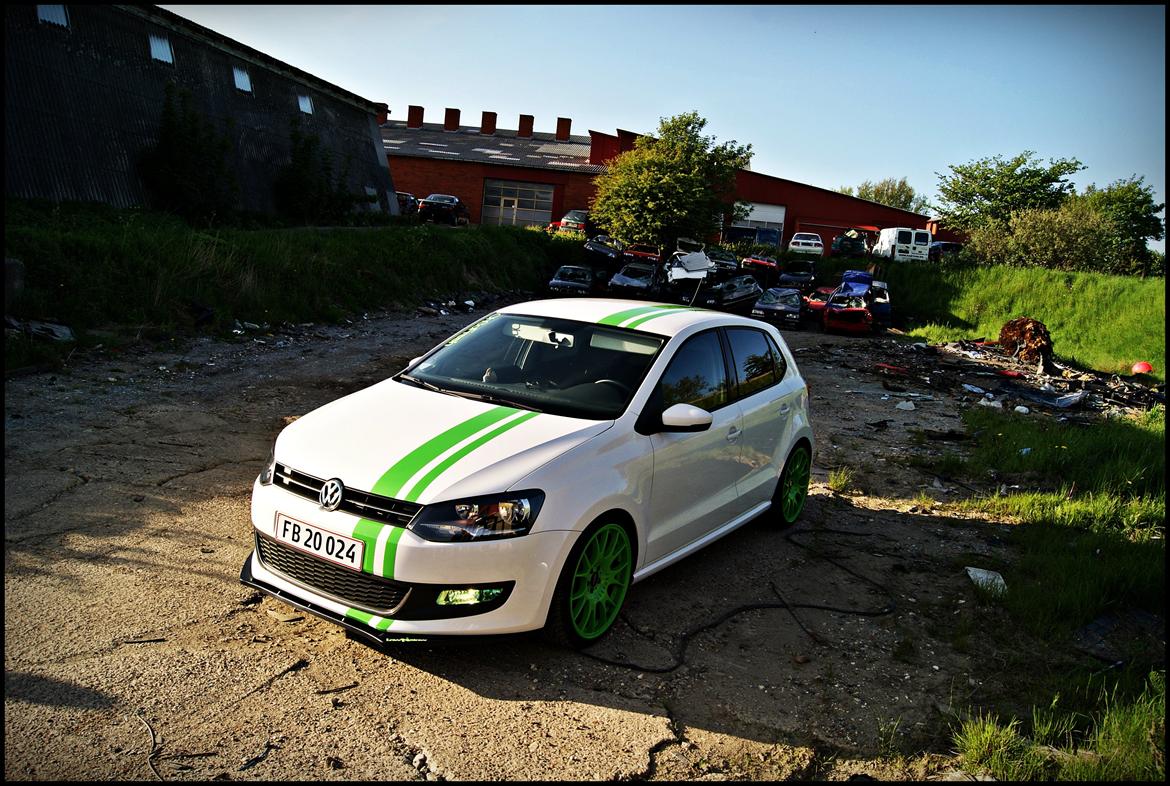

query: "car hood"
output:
274 379 613 505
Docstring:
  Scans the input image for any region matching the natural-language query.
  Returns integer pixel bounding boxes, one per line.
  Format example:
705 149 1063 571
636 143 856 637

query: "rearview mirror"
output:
660 403 713 432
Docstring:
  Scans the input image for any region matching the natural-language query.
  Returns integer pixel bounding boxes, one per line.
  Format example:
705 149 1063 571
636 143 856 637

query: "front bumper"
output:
245 478 577 638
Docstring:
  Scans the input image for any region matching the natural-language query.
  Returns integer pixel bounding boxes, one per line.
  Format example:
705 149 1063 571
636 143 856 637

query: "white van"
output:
874 227 932 262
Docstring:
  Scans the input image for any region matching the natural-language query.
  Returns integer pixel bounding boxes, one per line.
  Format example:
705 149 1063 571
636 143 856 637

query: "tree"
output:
140 83 239 227
836 177 931 214
590 112 752 249
273 117 370 225
934 151 1084 231
1078 176 1166 277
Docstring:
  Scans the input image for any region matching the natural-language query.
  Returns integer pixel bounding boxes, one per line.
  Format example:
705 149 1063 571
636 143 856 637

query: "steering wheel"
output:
593 378 632 396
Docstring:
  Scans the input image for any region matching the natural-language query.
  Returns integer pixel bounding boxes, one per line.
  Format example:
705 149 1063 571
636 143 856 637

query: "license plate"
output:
273 513 364 571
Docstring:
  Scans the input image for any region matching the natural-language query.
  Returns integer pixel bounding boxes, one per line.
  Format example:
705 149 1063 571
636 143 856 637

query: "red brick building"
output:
384 105 963 247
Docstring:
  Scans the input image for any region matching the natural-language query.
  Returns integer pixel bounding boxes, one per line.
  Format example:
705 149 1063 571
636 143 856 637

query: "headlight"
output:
258 445 276 485
409 490 545 542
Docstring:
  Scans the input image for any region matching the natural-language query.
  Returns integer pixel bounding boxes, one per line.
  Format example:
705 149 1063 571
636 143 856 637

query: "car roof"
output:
500 298 764 337
836 281 871 296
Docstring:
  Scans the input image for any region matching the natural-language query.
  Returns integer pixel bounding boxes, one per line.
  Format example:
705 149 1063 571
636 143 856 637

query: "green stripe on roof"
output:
625 307 700 330
402 411 540 503
598 303 687 326
370 407 518 500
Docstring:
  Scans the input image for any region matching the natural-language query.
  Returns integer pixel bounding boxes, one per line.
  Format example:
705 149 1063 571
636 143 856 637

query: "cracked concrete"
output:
6 303 1039 780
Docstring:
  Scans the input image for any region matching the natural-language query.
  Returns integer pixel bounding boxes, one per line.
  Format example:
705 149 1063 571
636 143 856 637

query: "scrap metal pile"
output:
804 318 1164 420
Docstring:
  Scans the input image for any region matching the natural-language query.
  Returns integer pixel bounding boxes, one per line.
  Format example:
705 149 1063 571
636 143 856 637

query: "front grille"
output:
256 534 409 614
274 463 421 527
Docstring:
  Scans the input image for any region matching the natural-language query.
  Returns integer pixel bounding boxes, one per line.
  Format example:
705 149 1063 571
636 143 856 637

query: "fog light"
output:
435 588 504 606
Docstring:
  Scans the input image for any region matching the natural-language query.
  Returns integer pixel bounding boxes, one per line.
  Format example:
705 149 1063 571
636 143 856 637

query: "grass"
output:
955 670 1165 781
814 257 1165 382
939 404 1165 780
827 466 855 493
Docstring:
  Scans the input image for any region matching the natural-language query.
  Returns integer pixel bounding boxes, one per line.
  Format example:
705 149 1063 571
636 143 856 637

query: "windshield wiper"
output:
445 389 540 412
397 374 445 394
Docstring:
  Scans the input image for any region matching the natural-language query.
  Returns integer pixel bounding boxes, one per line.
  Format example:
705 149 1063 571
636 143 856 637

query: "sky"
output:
162 4 1166 250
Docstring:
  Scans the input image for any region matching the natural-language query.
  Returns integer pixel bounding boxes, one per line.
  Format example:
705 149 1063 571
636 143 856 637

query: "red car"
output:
803 286 836 322
822 283 875 335
741 254 778 273
623 243 662 265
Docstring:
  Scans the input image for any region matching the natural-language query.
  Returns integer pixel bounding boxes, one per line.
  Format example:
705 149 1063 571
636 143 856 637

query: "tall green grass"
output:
4 200 581 335
815 257 1165 382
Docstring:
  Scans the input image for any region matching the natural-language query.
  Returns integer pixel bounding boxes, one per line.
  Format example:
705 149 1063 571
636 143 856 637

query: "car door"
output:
724 327 802 507
644 329 746 564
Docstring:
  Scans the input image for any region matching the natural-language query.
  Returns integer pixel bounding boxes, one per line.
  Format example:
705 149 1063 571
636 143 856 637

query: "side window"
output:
660 331 729 411
725 328 777 399
765 334 789 380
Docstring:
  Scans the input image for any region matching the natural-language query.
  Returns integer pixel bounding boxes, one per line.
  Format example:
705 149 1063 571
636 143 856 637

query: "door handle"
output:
779 404 791 415
726 426 741 442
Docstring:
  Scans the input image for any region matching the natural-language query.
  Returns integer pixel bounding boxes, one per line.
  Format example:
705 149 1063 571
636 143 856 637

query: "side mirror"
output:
660 403 713 432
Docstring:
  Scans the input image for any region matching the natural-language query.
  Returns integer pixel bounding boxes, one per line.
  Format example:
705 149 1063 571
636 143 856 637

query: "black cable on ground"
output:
576 524 899 673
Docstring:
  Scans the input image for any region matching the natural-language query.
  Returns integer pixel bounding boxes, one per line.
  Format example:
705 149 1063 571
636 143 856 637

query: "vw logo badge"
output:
319 478 344 511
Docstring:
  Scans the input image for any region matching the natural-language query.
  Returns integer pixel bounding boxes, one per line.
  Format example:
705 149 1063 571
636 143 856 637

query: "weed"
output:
877 716 904 759
827 466 854 494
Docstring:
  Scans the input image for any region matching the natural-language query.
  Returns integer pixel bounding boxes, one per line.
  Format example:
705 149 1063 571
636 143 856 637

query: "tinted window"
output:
914 231 931 245
660 332 729 411
725 328 778 399
897 230 912 244
765 334 789 379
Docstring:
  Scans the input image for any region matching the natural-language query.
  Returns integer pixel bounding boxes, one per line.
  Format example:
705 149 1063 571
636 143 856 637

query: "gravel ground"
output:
6 300 1052 781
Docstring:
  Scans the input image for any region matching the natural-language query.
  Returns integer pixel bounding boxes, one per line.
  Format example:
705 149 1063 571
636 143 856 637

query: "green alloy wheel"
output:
775 445 811 527
546 522 632 648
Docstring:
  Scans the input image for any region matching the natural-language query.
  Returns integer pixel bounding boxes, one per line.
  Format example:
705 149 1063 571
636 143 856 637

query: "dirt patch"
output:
2 305 1113 780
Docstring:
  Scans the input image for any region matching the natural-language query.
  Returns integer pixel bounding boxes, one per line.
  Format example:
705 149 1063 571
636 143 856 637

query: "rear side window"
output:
897 230 912 244
765 334 789 380
725 328 779 399
660 332 729 411
914 231 930 245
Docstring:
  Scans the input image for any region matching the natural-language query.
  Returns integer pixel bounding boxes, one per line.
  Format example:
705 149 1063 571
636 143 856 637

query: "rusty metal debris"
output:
997 317 1054 365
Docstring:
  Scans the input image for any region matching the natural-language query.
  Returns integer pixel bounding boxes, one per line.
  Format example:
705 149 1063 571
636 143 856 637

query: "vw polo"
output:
242 298 814 648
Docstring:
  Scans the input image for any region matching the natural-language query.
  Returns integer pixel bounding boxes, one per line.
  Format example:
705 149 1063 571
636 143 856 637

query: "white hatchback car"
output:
242 299 814 648
787 232 824 256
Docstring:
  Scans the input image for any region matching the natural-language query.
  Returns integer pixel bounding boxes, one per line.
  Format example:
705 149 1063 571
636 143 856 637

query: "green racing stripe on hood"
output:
402 411 540 503
370 406 520 500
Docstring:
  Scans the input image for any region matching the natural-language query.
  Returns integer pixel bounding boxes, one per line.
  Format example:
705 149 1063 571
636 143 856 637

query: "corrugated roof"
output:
381 121 606 174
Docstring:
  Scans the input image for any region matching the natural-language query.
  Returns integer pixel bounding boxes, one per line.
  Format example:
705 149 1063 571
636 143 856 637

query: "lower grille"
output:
256 534 409 614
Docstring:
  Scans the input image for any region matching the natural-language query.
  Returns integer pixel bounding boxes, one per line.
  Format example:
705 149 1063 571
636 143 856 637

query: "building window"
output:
36 5 69 27
297 94 313 114
481 179 554 228
232 66 252 93
149 33 174 64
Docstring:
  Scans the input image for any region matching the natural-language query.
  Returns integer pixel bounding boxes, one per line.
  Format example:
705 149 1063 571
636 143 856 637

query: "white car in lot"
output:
242 299 814 648
786 232 824 256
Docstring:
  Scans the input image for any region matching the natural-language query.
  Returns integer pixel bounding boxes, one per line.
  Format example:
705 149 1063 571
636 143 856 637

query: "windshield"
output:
400 314 665 420
784 261 814 275
759 289 801 307
563 210 588 221
555 267 591 283
618 265 653 282
426 194 456 203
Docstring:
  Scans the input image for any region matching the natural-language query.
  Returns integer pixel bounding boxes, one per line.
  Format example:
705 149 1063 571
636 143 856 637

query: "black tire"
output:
544 520 634 649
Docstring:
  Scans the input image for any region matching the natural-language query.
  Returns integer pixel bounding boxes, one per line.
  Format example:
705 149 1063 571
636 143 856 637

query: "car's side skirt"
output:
632 500 771 583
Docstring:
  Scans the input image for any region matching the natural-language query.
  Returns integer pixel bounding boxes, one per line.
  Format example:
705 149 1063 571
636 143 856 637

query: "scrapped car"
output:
395 191 419 216
419 194 471 226
803 286 836 322
622 244 663 266
830 231 867 257
741 254 779 275
823 282 876 335
607 262 659 299
583 235 626 269
928 241 964 262
555 209 591 235
548 266 606 297
786 232 824 256
693 273 763 314
241 299 814 648
776 258 816 294
752 287 804 329
706 247 741 271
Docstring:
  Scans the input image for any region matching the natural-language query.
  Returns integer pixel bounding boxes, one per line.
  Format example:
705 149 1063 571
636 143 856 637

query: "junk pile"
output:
798 316 1164 419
